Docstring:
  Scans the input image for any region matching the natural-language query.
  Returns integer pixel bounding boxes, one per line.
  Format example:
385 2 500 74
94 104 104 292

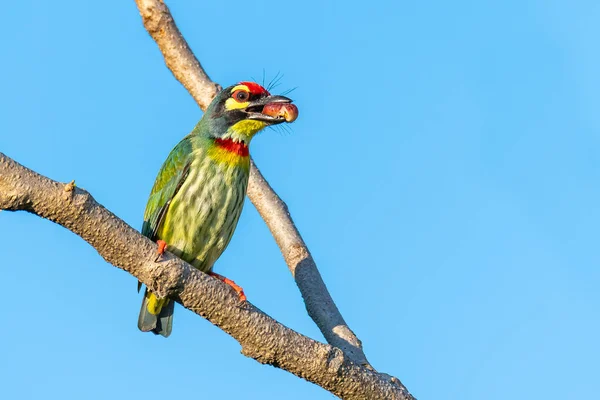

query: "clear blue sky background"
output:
1 1 599 399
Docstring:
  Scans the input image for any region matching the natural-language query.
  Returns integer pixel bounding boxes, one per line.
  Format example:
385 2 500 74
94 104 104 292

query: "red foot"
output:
209 272 247 302
155 239 167 262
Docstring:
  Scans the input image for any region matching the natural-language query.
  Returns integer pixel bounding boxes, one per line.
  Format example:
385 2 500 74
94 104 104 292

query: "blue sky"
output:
2 1 599 399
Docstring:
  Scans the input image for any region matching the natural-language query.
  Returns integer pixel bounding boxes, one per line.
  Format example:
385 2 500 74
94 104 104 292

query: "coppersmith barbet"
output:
138 82 298 337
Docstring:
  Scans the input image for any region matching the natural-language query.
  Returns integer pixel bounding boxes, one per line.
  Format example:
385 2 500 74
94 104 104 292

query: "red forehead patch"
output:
239 81 270 96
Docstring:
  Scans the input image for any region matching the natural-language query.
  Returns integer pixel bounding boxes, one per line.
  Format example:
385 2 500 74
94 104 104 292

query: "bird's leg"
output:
209 272 247 302
154 239 167 262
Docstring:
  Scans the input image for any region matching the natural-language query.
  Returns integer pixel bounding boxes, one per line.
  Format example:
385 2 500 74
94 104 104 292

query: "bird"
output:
137 81 298 337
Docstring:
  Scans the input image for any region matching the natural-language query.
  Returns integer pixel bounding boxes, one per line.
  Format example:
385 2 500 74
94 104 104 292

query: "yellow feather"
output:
225 97 249 110
230 84 250 93
206 146 251 171
230 120 267 136
146 292 169 315
225 85 251 110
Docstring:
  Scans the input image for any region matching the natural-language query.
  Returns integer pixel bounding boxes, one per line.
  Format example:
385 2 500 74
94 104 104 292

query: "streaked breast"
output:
158 153 249 272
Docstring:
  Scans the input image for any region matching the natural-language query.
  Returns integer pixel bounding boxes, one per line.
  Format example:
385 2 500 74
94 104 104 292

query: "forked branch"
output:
0 0 417 398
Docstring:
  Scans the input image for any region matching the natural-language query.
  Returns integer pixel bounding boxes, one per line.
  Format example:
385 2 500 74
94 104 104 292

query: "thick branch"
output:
0 153 414 400
134 0 371 369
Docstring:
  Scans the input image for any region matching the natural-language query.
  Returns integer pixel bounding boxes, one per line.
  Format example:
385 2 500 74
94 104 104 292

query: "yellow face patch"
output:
230 120 267 136
221 84 269 142
225 84 251 110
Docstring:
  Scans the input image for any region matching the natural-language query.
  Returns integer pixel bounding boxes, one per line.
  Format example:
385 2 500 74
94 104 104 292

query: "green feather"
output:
142 138 193 240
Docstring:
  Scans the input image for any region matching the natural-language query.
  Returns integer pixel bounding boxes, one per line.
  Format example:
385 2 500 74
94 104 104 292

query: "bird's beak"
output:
245 95 298 124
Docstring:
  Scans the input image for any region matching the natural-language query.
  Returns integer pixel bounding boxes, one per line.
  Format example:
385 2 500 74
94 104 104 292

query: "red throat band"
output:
214 138 249 157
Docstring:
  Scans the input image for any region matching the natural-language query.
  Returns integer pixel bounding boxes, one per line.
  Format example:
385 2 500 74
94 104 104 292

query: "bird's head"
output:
200 82 298 144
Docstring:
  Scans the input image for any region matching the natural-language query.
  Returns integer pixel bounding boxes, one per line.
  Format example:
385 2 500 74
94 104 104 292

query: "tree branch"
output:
134 0 372 369
0 153 413 400
247 162 369 366
135 0 221 110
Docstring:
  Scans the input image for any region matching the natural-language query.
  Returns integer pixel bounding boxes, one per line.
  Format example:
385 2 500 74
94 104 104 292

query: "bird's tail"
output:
138 288 174 337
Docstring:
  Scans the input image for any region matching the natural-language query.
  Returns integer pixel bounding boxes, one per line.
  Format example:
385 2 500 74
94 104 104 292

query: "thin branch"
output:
0 153 414 400
135 0 221 111
247 161 370 367
134 0 371 369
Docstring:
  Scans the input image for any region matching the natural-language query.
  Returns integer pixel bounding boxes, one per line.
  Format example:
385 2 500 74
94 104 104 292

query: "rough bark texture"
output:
0 153 413 399
135 0 373 370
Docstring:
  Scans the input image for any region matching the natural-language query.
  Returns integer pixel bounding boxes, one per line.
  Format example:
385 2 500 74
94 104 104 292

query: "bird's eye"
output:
233 90 250 102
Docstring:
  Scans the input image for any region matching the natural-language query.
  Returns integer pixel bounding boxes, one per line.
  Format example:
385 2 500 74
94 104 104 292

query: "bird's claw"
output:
154 239 167 262
209 272 247 302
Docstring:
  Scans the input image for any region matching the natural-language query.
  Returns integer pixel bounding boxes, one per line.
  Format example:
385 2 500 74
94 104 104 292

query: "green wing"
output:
142 138 193 241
